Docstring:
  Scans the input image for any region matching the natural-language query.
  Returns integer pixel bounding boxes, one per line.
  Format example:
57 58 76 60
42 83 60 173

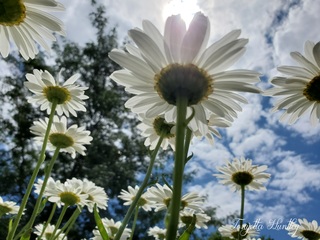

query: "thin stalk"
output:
18 147 61 240
166 97 188 239
49 204 68 240
183 128 193 166
59 207 81 240
114 135 164 240
239 185 245 240
7 102 57 240
129 206 140 240
38 203 57 240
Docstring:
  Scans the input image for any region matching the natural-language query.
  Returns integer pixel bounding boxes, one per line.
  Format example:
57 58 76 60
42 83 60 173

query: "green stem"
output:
49 204 68 240
239 185 245 240
38 203 57 240
129 206 139 240
59 207 81 240
183 128 192 166
166 97 188 239
7 102 57 240
114 135 164 240
17 147 61 240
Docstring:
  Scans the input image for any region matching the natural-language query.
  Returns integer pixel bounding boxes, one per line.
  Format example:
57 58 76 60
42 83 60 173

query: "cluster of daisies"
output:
2 0 320 239
117 184 210 239
26 69 92 157
32 177 110 239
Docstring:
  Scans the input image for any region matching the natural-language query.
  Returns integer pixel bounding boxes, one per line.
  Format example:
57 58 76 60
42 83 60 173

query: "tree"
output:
0 3 148 239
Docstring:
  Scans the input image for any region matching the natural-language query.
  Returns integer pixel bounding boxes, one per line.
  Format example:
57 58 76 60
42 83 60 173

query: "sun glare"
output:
163 0 201 26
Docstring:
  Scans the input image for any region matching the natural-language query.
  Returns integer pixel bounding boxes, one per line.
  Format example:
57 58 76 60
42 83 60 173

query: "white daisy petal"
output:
109 13 260 143
0 0 65 60
265 40 320 125
214 157 270 192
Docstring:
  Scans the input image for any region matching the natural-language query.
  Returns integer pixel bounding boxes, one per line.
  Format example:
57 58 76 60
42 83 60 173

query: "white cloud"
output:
269 155 320 203
273 0 320 66
15 1 320 237
188 182 240 218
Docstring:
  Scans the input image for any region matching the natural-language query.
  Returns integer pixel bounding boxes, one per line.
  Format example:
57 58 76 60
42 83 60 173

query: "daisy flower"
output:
92 218 131 240
118 185 153 211
146 183 204 212
25 69 89 117
30 116 93 158
137 115 176 150
214 157 271 192
146 183 172 212
45 178 88 208
287 218 320 240
34 177 59 197
193 113 232 144
179 209 210 229
34 223 66 240
148 226 167 240
265 41 320 125
218 224 259 240
67 178 108 212
109 12 260 136
0 196 20 216
0 0 65 60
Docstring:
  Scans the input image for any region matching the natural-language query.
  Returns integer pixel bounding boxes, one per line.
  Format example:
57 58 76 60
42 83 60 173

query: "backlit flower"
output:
0 196 20 216
137 115 176 150
0 0 65 60
45 178 88 208
25 69 88 117
92 218 131 240
109 13 260 137
287 218 320 240
66 178 108 212
179 209 210 229
34 223 66 240
118 185 153 211
146 183 204 212
218 224 259 240
30 116 92 158
148 226 167 240
265 41 320 125
34 177 59 197
214 157 270 192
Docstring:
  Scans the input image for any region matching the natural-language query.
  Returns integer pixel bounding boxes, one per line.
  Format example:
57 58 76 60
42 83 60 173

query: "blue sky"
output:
60 1 319 239
2 0 320 239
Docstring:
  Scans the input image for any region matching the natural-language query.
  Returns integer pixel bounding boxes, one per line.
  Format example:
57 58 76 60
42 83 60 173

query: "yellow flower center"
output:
163 198 171 207
44 233 53 240
109 226 119 237
0 0 26 26
0 205 13 215
154 63 213 106
301 230 320 240
59 192 80 206
153 117 175 138
231 171 254 186
49 133 74 148
180 215 194 226
231 229 248 239
43 86 71 104
137 197 147 207
303 75 320 102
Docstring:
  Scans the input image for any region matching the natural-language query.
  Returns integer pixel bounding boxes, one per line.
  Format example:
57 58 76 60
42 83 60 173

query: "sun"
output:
162 0 201 26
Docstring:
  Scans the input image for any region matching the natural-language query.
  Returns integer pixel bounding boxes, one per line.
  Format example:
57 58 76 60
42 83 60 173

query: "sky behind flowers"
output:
2 0 320 239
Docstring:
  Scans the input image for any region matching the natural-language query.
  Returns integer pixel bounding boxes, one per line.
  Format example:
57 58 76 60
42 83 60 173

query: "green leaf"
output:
178 214 197 240
20 229 31 240
178 231 191 240
38 198 48 214
93 204 109 240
